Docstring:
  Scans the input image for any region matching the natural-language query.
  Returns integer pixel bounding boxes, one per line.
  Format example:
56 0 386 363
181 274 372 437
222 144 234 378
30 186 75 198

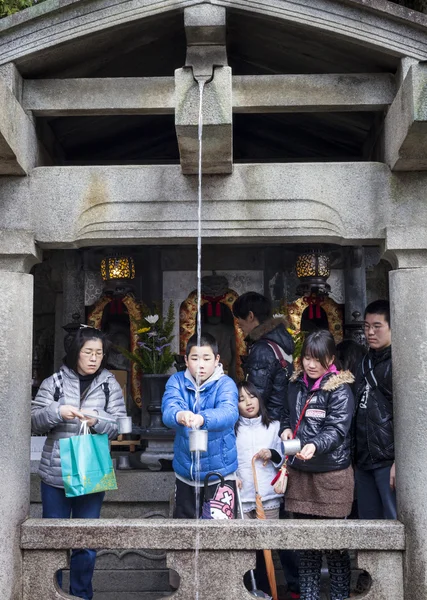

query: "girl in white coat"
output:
236 381 284 519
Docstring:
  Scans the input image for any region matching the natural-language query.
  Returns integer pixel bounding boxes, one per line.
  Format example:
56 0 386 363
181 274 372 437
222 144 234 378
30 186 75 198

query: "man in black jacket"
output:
354 300 396 519
233 291 294 420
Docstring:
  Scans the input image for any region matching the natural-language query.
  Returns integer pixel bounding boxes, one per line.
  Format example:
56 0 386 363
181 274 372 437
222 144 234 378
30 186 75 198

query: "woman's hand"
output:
254 448 272 466
237 477 243 489
280 428 293 441
59 405 85 421
82 410 99 428
296 443 316 461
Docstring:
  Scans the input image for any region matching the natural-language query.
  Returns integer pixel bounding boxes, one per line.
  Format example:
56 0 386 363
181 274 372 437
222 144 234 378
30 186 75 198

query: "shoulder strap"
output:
293 392 314 439
266 340 293 368
362 355 392 399
52 371 63 402
103 381 110 411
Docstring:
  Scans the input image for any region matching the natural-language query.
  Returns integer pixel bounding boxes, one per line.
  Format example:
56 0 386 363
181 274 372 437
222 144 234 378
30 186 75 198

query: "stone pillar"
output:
389 262 427 600
62 250 85 327
344 246 367 344
344 247 366 323
0 231 41 599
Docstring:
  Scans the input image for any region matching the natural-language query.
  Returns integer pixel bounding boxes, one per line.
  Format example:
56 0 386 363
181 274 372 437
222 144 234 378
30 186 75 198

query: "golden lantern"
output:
100 255 136 281
295 250 331 296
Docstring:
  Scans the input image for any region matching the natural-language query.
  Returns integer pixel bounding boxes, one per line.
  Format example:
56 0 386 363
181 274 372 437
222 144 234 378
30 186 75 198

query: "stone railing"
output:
21 518 405 600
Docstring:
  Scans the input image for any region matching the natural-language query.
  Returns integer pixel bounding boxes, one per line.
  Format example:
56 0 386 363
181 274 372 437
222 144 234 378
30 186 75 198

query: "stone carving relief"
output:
327 269 345 305
85 270 105 306
163 270 264 354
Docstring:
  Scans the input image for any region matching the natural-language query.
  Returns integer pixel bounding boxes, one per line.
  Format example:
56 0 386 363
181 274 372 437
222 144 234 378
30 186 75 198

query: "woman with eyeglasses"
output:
31 326 126 600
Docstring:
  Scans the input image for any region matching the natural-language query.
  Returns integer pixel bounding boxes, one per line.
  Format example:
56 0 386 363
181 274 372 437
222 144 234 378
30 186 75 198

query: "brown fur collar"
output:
290 369 354 390
248 316 289 342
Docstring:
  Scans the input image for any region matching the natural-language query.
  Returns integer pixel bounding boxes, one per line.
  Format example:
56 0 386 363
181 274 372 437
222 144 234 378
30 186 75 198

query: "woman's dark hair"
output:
336 339 367 377
236 381 271 432
301 329 337 370
64 326 110 373
232 292 271 323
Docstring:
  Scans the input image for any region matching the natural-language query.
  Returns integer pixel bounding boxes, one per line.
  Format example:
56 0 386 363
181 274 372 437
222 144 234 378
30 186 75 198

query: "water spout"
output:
192 78 205 600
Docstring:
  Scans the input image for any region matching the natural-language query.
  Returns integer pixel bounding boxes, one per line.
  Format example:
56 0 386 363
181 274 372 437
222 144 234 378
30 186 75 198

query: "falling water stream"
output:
193 78 205 600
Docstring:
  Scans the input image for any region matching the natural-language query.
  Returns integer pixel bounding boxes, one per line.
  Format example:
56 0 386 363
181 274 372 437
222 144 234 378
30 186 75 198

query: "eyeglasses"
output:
80 350 104 358
363 324 385 332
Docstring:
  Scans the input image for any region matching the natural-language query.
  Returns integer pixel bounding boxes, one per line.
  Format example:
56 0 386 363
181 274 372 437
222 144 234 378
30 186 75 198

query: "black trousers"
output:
173 478 237 519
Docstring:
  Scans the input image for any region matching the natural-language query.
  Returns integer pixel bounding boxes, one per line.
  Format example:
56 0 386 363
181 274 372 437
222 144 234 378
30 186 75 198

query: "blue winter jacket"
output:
161 365 239 481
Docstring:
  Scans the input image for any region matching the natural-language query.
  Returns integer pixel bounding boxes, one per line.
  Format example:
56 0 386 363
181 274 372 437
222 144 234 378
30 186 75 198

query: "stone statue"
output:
200 273 237 381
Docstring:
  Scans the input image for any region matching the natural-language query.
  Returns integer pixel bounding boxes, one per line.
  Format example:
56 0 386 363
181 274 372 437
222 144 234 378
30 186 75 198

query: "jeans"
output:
41 481 105 600
355 466 397 519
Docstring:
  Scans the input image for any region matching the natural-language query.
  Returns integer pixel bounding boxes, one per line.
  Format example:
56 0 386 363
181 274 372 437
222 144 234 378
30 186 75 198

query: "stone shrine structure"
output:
1 0 427 598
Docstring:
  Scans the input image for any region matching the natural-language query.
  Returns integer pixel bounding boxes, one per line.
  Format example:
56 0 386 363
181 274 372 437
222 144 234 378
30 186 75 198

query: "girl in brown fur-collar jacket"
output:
280 329 354 600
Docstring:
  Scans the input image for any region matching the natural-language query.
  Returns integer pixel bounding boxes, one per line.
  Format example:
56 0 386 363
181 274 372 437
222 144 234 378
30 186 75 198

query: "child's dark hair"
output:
64 326 110 373
236 381 271 432
186 332 219 357
364 299 390 326
301 330 337 370
232 292 271 324
336 339 367 376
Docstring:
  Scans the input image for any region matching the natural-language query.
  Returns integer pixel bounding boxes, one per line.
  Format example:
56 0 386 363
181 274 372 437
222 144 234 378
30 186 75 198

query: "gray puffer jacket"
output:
31 365 126 488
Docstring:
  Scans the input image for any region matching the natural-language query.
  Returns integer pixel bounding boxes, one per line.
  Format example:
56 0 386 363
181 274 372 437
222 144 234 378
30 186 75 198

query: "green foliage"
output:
119 302 175 375
0 0 43 18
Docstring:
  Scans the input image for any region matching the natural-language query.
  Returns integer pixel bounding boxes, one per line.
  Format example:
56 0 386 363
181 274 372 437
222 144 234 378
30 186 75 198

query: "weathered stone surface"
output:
22 549 72 600
175 66 232 174
31 471 175 503
23 77 175 116
384 63 427 170
21 519 405 600
184 4 226 46
22 73 395 117
21 519 405 551
0 230 41 272
0 271 34 599
0 162 397 247
357 550 404 600
166 550 255 600
389 267 427 600
0 75 39 175
233 73 396 113
1 0 427 68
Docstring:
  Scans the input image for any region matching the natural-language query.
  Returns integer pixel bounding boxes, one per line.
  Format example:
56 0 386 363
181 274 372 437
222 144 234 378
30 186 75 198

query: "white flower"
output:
145 315 159 324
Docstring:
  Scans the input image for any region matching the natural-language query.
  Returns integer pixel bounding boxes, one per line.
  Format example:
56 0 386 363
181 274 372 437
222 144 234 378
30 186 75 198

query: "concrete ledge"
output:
21 518 405 551
30 471 175 503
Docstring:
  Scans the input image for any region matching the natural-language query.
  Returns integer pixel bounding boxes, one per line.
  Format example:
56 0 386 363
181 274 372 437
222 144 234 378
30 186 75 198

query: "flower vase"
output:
139 373 175 471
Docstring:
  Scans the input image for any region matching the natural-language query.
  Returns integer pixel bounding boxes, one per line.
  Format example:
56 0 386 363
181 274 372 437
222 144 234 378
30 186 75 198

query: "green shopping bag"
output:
60 422 118 498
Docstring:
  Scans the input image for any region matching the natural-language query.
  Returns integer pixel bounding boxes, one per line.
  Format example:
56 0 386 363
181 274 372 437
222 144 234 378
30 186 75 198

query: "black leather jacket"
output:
354 346 393 469
281 370 354 473
241 317 294 421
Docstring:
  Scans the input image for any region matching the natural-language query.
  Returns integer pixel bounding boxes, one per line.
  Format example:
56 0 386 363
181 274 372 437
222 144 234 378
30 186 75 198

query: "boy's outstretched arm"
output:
199 378 239 432
161 375 189 430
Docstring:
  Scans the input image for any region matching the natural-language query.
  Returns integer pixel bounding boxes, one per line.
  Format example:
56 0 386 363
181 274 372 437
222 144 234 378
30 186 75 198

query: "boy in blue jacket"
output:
162 332 239 518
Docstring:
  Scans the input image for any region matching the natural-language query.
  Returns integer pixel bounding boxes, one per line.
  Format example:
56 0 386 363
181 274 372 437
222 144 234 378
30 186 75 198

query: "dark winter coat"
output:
241 317 294 420
162 365 239 481
281 370 355 473
354 346 394 469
